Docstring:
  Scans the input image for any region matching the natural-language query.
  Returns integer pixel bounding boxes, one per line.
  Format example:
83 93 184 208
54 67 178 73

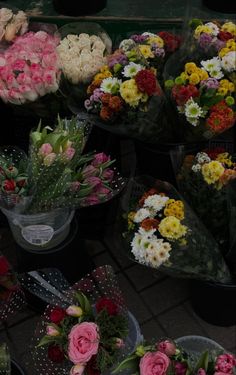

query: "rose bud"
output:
135 345 146 357
66 305 83 317
46 324 60 337
5 166 18 178
114 338 125 349
70 364 86 375
3 179 16 192
157 339 176 356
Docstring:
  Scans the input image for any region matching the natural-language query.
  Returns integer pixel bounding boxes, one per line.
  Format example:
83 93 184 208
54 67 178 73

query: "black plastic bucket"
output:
53 0 107 16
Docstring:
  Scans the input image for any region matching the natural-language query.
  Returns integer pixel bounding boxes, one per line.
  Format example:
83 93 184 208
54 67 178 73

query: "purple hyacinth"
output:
130 34 148 43
200 78 219 89
152 45 165 58
198 32 213 50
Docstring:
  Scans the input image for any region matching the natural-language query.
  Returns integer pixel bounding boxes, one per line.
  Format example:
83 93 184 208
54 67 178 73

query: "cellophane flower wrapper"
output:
175 146 236 274
56 22 112 111
84 44 167 144
226 179 236 275
0 343 11 375
0 21 65 121
163 19 236 143
0 5 28 47
0 252 24 322
120 175 232 284
31 265 137 375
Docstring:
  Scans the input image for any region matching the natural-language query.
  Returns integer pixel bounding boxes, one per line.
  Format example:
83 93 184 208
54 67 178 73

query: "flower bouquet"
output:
84 44 166 143
120 175 232 284
0 252 24 321
176 147 236 273
32 265 141 375
0 6 28 45
56 22 112 112
0 116 125 250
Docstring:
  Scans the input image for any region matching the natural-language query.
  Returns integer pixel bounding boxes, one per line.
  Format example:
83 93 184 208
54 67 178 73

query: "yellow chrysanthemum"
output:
100 65 110 73
217 87 228 96
226 39 236 51
159 216 187 240
194 25 212 38
147 35 164 48
201 161 225 185
221 22 236 36
180 72 188 81
218 79 235 95
94 71 112 81
189 73 201 85
228 82 235 92
216 153 233 167
139 45 154 59
219 47 231 58
197 68 209 81
164 200 185 220
120 79 144 107
185 62 198 74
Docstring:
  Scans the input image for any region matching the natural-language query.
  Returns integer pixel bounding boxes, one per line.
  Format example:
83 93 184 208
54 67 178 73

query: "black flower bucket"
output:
53 0 107 16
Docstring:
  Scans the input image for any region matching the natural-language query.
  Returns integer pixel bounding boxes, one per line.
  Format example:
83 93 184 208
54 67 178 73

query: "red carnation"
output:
172 84 199 106
0 256 10 276
204 147 226 159
87 356 101 375
48 345 65 363
96 297 118 315
218 31 233 41
158 31 181 52
3 179 16 192
135 69 159 96
49 307 66 324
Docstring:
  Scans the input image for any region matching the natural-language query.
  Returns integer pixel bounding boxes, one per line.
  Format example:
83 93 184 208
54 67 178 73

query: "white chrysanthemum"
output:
177 106 185 114
209 68 224 79
221 51 236 73
192 164 202 173
145 251 162 268
196 152 211 164
138 227 156 237
119 38 136 51
133 208 151 223
187 117 199 126
205 22 220 36
185 98 204 119
131 232 144 261
201 57 221 72
144 194 169 213
142 32 156 38
100 77 122 93
122 62 143 78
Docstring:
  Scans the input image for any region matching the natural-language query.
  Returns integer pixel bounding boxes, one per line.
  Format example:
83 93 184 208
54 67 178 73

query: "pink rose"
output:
174 361 188 375
91 153 110 167
38 143 53 157
215 354 236 374
140 351 170 375
70 364 86 375
68 322 99 364
102 168 114 182
198 369 206 375
12 59 26 71
17 73 31 85
157 340 176 356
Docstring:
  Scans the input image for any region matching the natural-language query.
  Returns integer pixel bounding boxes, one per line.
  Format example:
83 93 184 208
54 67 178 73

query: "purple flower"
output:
152 45 165 57
199 33 213 50
82 165 98 179
85 176 102 189
102 168 114 182
213 39 226 52
130 34 148 43
93 88 103 101
108 53 128 69
200 78 219 89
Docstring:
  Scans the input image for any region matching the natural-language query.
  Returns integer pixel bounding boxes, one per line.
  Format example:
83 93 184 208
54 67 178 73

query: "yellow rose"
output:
201 161 225 185
185 62 197 74
159 216 187 240
222 22 236 36
147 35 164 48
139 45 154 58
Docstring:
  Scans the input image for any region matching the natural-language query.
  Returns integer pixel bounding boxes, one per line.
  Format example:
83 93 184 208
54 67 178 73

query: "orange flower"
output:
141 218 159 231
100 106 113 121
109 96 123 112
87 83 100 95
219 169 236 187
101 93 112 105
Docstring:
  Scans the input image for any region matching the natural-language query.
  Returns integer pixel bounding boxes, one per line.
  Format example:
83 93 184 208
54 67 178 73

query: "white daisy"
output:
221 51 236 73
185 98 203 119
133 208 151 223
100 77 122 94
122 62 143 78
201 57 221 72
138 227 156 237
144 194 169 213
205 22 220 36
209 68 224 79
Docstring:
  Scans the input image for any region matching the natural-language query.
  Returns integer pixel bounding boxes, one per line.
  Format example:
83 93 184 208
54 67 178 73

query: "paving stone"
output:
0 228 14 251
103 233 133 268
140 319 166 341
141 278 189 316
184 301 236 351
117 273 152 323
125 264 166 292
85 240 107 256
158 304 207 339
93 251 120 272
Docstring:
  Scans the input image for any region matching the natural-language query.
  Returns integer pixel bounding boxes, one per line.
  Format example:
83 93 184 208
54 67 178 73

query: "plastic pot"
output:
190 280 236 327
53 0 107 16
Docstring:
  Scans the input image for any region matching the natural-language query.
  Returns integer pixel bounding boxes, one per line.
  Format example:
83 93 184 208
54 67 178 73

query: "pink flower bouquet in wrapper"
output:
31 266 141 375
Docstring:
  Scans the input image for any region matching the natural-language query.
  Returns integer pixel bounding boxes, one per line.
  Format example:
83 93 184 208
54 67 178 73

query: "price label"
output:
21 225 54 246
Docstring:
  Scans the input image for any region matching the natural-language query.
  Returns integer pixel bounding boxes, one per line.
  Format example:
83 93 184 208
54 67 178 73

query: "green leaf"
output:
195 351 209 371
74 291 92 314
37 335 60 347
112 355 138 374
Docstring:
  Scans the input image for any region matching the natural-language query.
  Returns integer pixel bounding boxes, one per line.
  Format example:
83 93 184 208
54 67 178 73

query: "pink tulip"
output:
43 152 56 166
92 153 110 167
46 324 60 337
66 305 83 317
38 143 53 157
70 364 86 375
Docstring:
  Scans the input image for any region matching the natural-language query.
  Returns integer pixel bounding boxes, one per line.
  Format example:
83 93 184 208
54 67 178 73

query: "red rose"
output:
0 256 10 276
49 307 66 324
218 31 233 41
96 297 118 315
3 179 16 192
87 356 101 375
135 69 159 96
48 345 65 363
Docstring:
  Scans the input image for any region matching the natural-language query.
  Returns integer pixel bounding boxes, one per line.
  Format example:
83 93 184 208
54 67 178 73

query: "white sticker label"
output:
21 225 54 246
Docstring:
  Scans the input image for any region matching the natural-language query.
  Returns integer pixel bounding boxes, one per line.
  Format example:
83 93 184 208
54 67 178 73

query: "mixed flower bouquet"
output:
84 45 165 142
176 147 236 273
56 22 112 111
0 7 28 44
121 175 232 283
0 116 123 214
113 338 236 375
32 266 138 375
0 252 24 321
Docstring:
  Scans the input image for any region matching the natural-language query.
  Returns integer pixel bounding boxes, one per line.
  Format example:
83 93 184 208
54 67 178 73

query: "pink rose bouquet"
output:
33 266 130 375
